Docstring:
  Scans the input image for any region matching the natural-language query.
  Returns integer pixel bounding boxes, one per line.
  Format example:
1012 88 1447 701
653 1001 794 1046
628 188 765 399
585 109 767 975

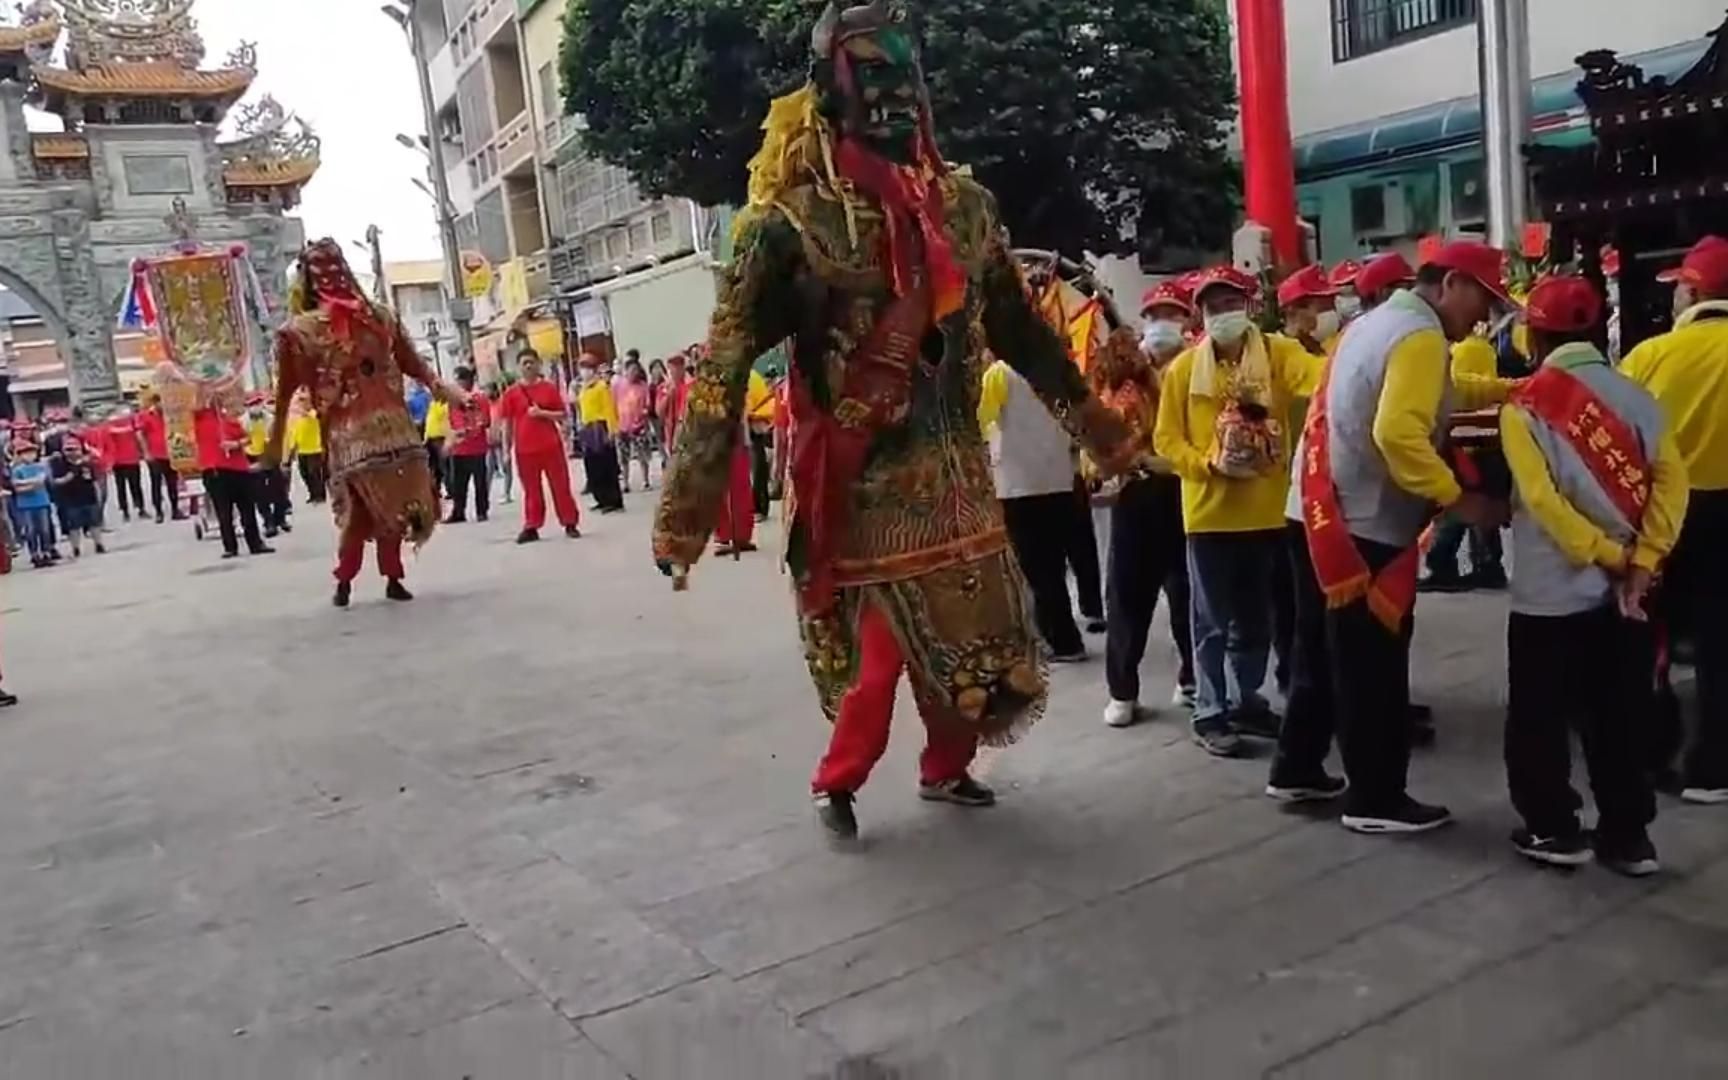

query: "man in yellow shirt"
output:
288 398 327 504
1499 275 1687 874
745 366 778 520
1622 235 1728 804
423 395 451 499
1278 242 1518 833
243 393 290 538
1154 265 1321 757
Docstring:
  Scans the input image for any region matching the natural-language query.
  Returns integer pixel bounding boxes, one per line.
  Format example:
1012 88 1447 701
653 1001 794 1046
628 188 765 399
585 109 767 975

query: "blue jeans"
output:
17 505 54 558
1188 529 1281 731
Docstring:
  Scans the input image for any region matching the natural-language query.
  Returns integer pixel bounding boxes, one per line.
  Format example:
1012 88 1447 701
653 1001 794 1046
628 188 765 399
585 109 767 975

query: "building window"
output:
538 62 559 124
1332 0 1476 62
628 221 649 252
122 154 193 195
605 231 626 260
651 210 673 244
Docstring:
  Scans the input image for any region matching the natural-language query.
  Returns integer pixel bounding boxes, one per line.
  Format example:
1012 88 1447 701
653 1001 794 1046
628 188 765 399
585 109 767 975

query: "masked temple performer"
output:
651 0 1138 842
266 240 468 608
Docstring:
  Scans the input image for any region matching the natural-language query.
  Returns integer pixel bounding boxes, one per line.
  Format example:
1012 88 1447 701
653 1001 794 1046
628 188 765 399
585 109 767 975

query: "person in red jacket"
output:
102 403 146 523
497 350 580 543
137 393 183 523
193 400 272 559
444 365 493 523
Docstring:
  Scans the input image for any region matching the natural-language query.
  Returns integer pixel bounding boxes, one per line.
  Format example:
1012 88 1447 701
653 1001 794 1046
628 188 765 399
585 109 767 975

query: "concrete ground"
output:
1 487 1725 1079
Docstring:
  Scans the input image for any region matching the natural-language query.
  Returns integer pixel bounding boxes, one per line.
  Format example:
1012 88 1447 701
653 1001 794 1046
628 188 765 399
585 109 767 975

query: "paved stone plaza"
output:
0 497 1725 1078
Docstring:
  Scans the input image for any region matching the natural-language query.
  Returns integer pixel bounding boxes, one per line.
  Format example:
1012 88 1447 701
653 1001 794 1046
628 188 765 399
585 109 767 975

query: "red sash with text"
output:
1300 361 1425 633
1511 366 1651 525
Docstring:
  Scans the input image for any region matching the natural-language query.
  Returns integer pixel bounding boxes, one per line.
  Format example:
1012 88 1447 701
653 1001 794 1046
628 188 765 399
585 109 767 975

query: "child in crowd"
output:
10 441 56 567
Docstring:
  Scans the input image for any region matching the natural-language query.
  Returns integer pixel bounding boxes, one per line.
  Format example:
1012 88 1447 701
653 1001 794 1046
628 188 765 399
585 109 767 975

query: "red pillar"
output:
1235 0 1301 270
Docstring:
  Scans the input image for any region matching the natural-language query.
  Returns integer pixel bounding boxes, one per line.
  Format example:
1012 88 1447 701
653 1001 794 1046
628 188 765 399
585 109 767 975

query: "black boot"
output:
385 579 414 602
516 528 540 545
333 581 352 608
814 791 858 841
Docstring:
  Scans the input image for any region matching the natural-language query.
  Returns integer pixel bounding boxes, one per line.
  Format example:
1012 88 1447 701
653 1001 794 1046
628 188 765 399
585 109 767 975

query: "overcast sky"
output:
28 0 447 263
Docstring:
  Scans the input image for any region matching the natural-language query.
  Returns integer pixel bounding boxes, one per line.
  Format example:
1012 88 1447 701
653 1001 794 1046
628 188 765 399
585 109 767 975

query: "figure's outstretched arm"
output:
653 206 799 571
264 330 302 466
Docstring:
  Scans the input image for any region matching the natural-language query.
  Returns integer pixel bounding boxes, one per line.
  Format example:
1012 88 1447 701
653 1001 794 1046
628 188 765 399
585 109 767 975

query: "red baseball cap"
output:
1329 260 1364 289
1523 275 1602 334
1657 235 1728 292
1192 265 1258 305
1140 280 1194 318
1426 241 1514 307
1276 264 1338 308
1355 252 1416 299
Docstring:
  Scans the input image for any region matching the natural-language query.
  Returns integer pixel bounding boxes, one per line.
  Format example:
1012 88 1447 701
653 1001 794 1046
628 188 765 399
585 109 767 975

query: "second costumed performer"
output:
266 239 470 608
650 0 1141 842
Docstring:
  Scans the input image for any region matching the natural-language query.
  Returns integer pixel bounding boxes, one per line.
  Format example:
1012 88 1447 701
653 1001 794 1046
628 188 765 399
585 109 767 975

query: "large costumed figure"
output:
265 239 468 608
651 0 1140 840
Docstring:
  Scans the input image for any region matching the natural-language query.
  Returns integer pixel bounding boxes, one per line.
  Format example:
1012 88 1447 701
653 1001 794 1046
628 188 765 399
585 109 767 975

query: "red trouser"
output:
713 444 755 546
333 502 404 583
517 447 579 530
811 601 978 794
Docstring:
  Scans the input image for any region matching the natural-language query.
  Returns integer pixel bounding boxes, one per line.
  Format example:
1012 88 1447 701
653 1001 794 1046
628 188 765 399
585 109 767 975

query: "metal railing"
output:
1332 0 1477 62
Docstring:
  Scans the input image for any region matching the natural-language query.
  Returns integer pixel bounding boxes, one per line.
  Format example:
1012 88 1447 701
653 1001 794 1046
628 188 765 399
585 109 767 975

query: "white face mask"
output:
1312 310 1342 343
1141 319 1185 355
1204 310 1253 347
1673 283 1697 321
1336 294 1363 320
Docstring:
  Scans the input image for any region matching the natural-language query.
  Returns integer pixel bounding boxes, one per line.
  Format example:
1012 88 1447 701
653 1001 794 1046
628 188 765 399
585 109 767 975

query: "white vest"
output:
989 366 1078 500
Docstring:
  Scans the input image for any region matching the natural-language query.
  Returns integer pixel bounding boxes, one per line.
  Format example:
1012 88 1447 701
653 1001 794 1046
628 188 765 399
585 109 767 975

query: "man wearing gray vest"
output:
1500 274 1687 875
1288 242 1517 834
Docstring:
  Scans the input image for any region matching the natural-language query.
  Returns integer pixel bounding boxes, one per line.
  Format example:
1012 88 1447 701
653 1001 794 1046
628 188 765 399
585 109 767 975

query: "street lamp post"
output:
381 0 474 360
424 316 444 378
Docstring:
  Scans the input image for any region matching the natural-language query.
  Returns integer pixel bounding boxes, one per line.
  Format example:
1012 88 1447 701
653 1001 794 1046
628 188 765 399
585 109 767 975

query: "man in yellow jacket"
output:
1500 275 1687 875
1622 235 1728 805
1154 265 1321 757
1278 242 1519 834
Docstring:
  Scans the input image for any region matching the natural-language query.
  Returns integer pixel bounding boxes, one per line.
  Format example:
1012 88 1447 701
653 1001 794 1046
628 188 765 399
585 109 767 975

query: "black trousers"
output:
1104 475 1187 702
112 463 144 518
1271 535 1296 693
1506 607 1656 841
749 430 773 516
1663 489 1728 789
1003 491 1085 657
1330 534 1416 815
147 458 181 517
298 453 328 503
1067 480 1104 623
203 469 263 555
1273 521 1335 784
246 457 290 531
448 453 490 520
425 439 446 498
583 440 625 512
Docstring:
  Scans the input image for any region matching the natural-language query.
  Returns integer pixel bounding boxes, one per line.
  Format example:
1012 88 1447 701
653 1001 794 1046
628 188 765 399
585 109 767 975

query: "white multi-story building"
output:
1248 0 1727 260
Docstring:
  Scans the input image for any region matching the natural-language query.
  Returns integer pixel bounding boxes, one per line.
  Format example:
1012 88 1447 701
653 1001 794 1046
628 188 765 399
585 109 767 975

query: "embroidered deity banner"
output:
142 251 251 385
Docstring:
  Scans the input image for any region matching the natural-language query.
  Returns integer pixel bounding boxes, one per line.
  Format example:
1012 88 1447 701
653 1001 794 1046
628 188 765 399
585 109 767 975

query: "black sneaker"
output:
444 513 467 525
1266 772 1349 803
1192 724 1242 758
221 550 240 560
0 689 17 708
1512 829 1593 867
1469 565 1509 591
249 544 276 556
1594 832 1660 878
919 776 997 807
476 513 488 523
1232 703 1283 740
1417 572 1470 594
385 579 414 602
1084 618 1108 635
815 791 858 840
332 581 352 608
564 524 582 539
516 528 540 545
1340 797 1452 835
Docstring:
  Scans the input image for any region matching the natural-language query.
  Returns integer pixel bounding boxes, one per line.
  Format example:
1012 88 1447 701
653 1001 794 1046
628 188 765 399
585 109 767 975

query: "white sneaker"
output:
1681 787 1728 805
1103 700 1141 728
1171 684 1197 710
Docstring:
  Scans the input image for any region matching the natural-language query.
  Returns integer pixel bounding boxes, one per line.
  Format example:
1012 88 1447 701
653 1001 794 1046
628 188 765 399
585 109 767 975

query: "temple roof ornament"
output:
0 1 60 54
30 0 255 108
219 95 322 200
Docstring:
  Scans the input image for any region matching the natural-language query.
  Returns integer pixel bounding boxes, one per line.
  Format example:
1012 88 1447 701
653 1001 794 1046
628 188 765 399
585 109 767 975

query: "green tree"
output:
561 0 1239 258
